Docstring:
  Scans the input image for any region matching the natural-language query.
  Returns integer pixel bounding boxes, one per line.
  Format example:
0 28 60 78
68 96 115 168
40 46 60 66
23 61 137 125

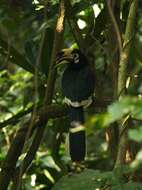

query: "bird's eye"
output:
73 53 79 63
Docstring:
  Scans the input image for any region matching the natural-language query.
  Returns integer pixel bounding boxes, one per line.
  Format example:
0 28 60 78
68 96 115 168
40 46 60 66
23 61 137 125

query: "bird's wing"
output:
61 66 95 107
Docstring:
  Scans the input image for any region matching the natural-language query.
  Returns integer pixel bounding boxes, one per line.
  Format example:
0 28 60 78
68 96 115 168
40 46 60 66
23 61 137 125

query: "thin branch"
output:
0 122 28 190
44 0 65 104
21 0 50 156
14 1 58 188
0 103 41 129
16 0 66 189
4 33 11 68
117 0 138 97
65 0 85 53
106 0 122 55
0 98 111 130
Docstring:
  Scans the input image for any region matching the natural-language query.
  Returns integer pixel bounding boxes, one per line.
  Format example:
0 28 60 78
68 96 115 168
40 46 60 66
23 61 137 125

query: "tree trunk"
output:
115 0 138 168
106 0 121 162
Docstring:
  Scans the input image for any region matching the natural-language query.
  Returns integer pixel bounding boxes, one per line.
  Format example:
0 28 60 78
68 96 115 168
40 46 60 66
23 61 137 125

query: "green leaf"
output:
128 126 142 142
112 183 142 190
107 97 132 123
131 149 142 169
52 169 119 190
106 96 142 124
0 38 35 73
86 113 109 131
87 96 142 129
93 8 106 40
52 169 103 190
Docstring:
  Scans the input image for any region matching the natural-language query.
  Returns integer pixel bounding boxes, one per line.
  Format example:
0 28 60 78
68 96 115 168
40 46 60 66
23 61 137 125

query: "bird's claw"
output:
69 161 86 174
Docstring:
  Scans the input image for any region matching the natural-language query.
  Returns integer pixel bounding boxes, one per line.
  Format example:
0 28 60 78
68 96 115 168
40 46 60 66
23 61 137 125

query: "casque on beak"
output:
55 48 73 67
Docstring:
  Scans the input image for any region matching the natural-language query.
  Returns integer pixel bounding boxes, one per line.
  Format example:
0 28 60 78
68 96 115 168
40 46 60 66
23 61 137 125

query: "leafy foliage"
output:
52 169 142 190
0 0 142 189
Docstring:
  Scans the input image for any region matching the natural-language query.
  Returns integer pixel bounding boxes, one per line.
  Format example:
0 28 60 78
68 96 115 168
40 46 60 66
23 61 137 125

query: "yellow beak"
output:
55 48 73 67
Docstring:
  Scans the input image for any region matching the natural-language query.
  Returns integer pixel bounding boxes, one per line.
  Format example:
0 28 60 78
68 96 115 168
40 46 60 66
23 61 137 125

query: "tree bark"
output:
106 0 121 162
115 0 138 168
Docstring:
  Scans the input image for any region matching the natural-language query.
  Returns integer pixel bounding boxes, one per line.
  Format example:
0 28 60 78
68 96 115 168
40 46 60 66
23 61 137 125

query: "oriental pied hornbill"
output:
56 48 95 169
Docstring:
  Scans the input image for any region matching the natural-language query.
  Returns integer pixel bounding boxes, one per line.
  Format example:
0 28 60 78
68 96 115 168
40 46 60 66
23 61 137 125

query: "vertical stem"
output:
106 0 121 161
0 123 28 190
117 0 138 97
44 0 65 104
106 0 122 55
16 0 65 189
115 0 138 168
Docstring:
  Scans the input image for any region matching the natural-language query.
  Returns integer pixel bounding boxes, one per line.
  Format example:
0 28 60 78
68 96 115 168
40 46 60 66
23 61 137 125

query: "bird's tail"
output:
69 106 86 162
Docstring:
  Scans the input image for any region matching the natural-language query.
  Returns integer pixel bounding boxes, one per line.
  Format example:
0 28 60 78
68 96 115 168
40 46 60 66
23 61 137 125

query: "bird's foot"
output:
69 161 86 174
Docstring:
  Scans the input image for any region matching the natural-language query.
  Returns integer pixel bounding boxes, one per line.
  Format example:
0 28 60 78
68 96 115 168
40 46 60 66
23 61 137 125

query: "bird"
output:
56 48 95 171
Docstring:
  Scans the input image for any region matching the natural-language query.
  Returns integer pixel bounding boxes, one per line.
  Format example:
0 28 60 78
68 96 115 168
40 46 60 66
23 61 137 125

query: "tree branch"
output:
0 103 41 129
117 0 138 97
115 0 138 168
16 0 66 189
0 98 111 130
65 0 85 53
106 0 122 55
0 104 68 190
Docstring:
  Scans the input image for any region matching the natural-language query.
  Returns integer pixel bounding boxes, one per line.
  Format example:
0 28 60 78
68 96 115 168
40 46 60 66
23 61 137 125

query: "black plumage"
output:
56 48 95 163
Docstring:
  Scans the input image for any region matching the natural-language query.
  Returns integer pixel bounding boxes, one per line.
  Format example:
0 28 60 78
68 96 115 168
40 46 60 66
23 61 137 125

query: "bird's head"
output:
56 48 88 69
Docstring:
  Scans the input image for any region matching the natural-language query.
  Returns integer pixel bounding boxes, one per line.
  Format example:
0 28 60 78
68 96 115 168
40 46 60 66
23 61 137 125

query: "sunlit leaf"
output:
128 126 142 142
106 96 142 124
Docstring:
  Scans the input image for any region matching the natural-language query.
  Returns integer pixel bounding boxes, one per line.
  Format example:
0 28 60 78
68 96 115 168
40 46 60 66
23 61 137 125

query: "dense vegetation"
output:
0 0 142 189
